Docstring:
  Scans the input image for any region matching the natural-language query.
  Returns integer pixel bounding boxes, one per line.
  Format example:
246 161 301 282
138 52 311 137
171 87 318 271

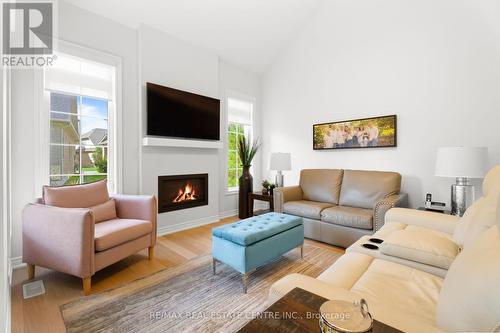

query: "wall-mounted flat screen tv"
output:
147 82 220 141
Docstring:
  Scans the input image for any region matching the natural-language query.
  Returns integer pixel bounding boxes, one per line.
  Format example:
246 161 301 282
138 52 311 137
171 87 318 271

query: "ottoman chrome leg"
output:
242 272 249 293
212 258 217 275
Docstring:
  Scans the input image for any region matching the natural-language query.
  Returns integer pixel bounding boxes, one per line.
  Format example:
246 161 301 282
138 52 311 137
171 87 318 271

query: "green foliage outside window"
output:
227 122 246 189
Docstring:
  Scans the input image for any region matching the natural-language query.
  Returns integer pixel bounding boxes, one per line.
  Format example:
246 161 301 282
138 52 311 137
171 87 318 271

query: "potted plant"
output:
261 180 271 195
237 136 261 218
269 183 277 195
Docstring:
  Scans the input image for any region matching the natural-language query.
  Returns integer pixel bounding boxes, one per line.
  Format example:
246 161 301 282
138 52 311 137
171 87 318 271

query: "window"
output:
49 93 109 186
227 96 253 192
42 50 119 191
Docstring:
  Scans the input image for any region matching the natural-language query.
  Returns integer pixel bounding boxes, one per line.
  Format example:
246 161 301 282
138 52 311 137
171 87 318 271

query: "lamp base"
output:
275 171 284 188
451 177 475 217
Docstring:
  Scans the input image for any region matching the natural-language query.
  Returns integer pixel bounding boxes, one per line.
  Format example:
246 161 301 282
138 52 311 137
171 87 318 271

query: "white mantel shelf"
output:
142 137 223 149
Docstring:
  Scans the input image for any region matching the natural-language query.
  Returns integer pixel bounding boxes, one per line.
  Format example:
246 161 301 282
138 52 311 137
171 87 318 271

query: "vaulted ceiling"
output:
63 0 325 74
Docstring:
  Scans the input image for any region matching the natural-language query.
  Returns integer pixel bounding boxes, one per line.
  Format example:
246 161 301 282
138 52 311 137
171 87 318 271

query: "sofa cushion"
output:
299 169 343 204
43 179 109 208
211 212 303 246
339 170 401 209
94 218 152 251
321 206 373 230
437 225 500 332
90 199 117 223
351 258 443 329
453 195 497 247
380 228 460 269
283 200 333 219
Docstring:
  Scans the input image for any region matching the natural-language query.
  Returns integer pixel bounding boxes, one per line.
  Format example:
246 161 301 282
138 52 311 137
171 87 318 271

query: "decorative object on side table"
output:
238 136 261 219
261 180 271 195
319 298 373 333
270 152 291 187
435 146 488 216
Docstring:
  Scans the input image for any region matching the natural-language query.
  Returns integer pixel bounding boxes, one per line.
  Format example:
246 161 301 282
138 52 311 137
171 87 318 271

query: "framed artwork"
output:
313 115 397 150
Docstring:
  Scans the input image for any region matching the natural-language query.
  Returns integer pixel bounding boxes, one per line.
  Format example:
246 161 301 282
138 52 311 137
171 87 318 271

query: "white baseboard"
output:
9 256 24 278
156 210 238 237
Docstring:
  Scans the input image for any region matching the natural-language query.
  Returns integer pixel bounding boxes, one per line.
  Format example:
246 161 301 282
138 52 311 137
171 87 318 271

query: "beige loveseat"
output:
274 169 408 247
270 165 500 333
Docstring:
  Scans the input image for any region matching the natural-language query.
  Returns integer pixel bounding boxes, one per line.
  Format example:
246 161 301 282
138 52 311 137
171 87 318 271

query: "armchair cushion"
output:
283 200 333 219
43 179 109 208
94 219 153 251
380 228 460 269
90 199 117 223
321 206 373 230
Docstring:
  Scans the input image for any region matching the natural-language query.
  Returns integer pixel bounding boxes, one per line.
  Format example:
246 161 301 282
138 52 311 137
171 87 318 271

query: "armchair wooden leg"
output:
27 264 35 280
148 246 155 260
83 277 91 295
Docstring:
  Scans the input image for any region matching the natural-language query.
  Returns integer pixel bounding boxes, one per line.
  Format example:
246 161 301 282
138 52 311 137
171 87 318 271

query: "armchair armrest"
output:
373 193 409 231
273 186 303 213
22 203 95 278
384 207 460 234
112 194 157 245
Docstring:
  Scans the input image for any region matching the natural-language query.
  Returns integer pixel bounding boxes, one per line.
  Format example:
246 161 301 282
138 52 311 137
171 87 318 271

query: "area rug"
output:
61 244 342 333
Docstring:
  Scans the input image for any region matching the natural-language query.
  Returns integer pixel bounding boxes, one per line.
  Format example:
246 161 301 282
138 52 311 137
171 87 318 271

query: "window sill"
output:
226 190 239 196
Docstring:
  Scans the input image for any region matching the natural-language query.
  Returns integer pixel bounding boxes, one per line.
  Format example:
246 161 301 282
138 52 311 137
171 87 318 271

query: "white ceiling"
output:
63 0 325 74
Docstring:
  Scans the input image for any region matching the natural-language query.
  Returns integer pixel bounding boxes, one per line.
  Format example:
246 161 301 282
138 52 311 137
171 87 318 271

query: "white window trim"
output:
224 90 256 196
34 39 123 195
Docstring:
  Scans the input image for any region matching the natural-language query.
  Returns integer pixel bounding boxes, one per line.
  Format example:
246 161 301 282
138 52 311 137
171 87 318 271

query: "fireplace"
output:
158 174 208 213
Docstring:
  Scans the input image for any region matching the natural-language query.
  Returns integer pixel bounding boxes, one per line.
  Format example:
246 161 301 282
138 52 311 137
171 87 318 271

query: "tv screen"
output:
147 82 220 141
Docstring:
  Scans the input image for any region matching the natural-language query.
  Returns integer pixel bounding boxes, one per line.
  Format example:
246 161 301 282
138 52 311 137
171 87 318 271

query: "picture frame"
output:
313 115 397 150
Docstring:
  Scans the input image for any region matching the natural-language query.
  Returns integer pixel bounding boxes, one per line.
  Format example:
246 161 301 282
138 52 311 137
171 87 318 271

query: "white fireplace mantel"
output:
142 137 223 149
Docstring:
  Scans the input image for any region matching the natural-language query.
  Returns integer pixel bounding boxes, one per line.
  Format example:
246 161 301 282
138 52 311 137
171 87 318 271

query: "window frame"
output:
34 40 122 195
224 91 255 195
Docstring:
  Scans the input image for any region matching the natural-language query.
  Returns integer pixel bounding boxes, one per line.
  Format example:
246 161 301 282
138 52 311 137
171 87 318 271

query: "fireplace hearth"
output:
158 174 208 213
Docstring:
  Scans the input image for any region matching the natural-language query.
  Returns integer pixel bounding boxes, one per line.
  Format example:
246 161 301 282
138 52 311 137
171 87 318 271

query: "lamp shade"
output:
270 152 291 171
435 147 488 178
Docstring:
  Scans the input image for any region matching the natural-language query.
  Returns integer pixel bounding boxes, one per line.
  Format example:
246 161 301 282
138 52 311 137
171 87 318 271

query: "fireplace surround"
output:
158 174 208 213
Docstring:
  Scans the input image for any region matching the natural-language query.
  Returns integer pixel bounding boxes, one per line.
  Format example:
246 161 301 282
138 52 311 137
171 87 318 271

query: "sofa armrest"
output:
112 194 157 245
373 193 409 231
273 186 303 213
385 207 460 234
22 203 95 278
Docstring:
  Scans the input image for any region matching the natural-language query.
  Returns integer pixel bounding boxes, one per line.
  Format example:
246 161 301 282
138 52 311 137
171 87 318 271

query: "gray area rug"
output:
61 244 342 333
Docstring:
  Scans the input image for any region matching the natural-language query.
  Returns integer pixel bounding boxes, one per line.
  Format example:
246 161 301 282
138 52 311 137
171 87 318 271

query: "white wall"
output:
261 0 500 208
1 63 12 333
219 62 262 214
139 25 222 232
139 26 262 232
7 2 261 259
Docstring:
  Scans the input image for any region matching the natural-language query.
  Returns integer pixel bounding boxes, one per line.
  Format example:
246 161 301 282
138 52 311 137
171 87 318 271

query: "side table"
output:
248 192 274 217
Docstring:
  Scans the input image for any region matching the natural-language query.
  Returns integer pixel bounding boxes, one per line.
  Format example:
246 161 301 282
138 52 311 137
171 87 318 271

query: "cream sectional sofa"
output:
270 165 500 333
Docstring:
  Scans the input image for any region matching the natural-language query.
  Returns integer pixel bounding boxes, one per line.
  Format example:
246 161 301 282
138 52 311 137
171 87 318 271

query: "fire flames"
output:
173 182 197 203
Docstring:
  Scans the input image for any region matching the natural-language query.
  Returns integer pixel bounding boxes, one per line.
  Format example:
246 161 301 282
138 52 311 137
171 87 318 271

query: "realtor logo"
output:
3 2 53 55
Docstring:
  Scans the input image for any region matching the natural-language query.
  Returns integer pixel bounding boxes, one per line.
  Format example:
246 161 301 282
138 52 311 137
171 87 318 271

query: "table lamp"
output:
435 146 488 216
270 152 291 187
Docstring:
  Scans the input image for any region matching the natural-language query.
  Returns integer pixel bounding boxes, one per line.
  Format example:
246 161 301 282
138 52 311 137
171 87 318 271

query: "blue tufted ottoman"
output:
212 212 304 293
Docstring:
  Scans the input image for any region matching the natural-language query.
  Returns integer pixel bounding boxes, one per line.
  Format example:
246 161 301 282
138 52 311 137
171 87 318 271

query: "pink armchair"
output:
22 180 157 295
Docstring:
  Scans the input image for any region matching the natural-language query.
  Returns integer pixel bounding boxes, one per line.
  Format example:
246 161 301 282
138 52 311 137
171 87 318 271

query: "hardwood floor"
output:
10 216 344 333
